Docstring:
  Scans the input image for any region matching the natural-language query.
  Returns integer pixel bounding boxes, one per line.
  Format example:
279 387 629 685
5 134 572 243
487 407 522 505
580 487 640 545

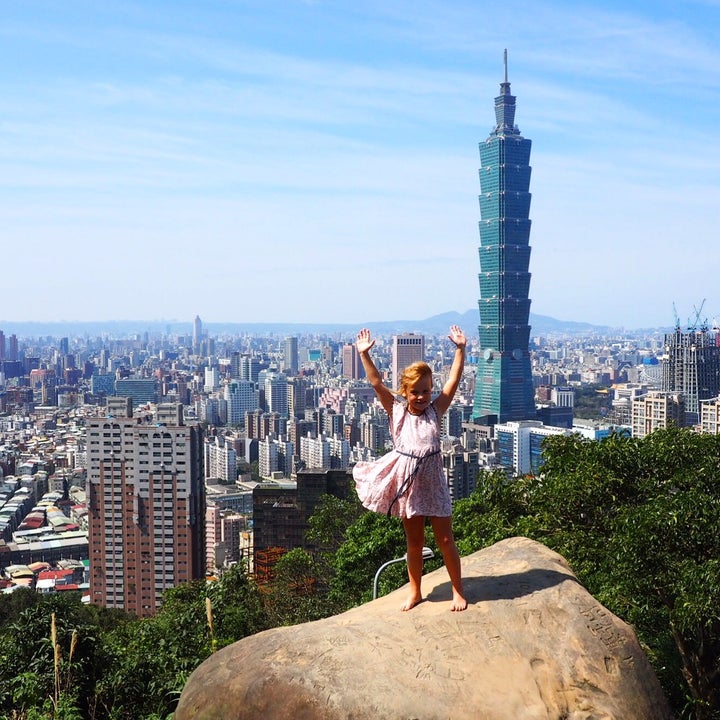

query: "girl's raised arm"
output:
433 325 467 418
356 328 395 416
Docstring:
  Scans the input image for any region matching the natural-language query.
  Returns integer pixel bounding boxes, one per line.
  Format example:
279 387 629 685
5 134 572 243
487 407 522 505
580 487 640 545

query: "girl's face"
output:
406 375 432 415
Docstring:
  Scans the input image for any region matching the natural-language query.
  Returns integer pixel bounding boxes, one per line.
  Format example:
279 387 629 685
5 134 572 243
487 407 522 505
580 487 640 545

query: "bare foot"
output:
451 592 468 612
400 593 423 611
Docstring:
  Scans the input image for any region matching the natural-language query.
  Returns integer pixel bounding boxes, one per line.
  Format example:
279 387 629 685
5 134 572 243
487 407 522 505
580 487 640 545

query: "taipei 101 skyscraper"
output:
472 52 537 424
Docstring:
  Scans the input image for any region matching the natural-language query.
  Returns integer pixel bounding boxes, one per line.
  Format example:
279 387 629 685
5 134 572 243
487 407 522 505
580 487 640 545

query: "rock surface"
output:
175 537 673 720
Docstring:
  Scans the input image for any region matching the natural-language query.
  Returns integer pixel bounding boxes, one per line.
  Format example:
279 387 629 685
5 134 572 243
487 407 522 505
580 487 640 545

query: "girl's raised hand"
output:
448 325 466 348
356 328 376 353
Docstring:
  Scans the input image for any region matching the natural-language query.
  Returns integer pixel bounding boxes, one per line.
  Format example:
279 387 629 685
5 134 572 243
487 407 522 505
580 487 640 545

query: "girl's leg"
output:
401 515 426 611
430 516 468 611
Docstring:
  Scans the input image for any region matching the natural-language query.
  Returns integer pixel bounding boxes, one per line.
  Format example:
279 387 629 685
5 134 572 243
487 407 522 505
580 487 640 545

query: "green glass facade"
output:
472 64 537 424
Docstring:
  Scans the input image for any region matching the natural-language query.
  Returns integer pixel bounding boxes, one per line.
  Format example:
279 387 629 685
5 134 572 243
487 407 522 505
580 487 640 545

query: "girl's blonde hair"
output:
397 361 432 397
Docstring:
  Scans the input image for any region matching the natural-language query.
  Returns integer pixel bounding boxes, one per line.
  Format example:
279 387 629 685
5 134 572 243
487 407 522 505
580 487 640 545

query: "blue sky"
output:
2 0 720 330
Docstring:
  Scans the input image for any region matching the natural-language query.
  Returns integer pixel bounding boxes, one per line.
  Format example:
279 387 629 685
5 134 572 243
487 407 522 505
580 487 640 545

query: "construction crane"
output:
688 299 707 333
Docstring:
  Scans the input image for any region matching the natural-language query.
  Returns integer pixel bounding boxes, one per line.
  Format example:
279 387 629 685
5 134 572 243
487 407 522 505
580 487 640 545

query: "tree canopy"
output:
450 429 720 719
1 427 719 718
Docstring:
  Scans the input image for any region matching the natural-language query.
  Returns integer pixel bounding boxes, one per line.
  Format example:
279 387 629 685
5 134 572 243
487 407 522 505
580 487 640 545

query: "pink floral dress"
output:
352 398 451 518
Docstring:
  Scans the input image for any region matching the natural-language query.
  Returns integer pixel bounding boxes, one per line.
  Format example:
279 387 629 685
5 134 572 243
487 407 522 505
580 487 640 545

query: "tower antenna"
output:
504 49 508 84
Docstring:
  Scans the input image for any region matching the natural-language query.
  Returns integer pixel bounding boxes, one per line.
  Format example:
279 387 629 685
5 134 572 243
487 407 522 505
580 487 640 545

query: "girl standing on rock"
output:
352 325 468 612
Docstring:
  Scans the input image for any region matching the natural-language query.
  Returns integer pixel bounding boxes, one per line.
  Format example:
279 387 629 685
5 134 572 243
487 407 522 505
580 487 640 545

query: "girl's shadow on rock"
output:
426 568 580 604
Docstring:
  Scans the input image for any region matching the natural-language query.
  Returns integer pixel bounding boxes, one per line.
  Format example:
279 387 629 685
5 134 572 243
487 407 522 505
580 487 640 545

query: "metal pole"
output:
372 547 435 600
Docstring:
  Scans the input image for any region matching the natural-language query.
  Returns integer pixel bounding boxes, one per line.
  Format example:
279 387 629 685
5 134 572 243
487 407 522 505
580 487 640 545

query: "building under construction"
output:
250 468 353 583
662 326 720 425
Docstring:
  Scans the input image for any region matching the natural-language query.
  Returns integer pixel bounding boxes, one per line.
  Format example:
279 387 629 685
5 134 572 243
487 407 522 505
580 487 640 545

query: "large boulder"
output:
175 537 673 720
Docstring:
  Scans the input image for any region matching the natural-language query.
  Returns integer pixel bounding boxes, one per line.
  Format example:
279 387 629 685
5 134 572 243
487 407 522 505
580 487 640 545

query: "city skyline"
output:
3 1 720 329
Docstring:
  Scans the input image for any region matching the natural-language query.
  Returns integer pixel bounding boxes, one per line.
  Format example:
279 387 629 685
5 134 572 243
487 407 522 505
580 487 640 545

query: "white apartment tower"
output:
205 434 237 483
258 437 279 478
224 379 258 426
264 372 289 417
700 396 720 434
86 400 205 616
631 391 685 438
300 433 331 469
494 420 570 475
391 333 425 390
299 433 350 470
204 367 219 392
258 435 294 478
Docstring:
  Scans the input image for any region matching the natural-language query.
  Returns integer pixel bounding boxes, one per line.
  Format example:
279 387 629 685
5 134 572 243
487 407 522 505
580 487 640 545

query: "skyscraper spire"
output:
494 49 518 135
472 57 536 424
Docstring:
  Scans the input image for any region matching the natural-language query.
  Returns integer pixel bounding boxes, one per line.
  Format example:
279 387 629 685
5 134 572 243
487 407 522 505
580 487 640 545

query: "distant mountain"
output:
202 311 667 337
0 313 671 339
374 311 613 337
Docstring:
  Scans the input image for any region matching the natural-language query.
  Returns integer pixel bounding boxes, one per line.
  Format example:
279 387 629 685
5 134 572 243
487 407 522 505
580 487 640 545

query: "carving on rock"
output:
175 537 673 720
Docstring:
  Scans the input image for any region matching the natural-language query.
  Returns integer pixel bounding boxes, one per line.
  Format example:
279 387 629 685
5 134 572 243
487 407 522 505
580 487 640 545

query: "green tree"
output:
95 569 269 719
452 468 533 556
452 428 720 719
0 567 267 720
572 383 612 419
205 564 269 646
305 492 451 612
0 592 104 720
263 548 330 626
0 586 39 630
328 511 410 608
305 493 365 591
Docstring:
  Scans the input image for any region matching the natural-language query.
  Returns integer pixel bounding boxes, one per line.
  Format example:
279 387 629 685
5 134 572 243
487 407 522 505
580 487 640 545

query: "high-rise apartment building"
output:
246 410 285 440
494 420 569 475
391 334 424 390
224 379 258 426
264 372 288 417
661 327 720 425
631 391 685 438
204 367 219 392
287 377 307 420
472 53 536 425
205 505 248 572
114 377 158 405
342 343 365 380
284 337 299 375
258 434 293 478
442 443 480 502
700 395 720 434
205 434 237 483
205 503 223 573
193 315 203 354
8 334 18 362
300 433 331 469
299 431 350 470
235 354 260 383
86 400 205 616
